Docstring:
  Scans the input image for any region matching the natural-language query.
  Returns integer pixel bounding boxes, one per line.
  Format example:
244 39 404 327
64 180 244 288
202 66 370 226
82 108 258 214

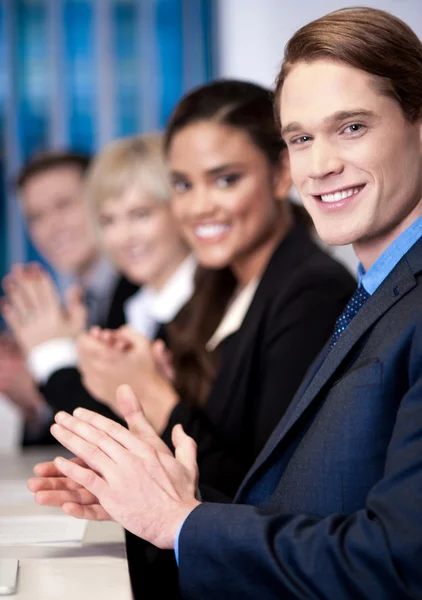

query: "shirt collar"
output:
124 254 197 336
206 277 260 352
148 253 197 323
358 216 422 295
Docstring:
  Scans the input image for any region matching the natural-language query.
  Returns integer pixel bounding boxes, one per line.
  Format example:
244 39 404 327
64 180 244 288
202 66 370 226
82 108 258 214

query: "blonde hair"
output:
85 133 171 217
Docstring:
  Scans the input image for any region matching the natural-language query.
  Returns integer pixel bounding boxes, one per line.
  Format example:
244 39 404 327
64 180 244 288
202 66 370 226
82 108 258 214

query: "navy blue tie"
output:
328 286 370 351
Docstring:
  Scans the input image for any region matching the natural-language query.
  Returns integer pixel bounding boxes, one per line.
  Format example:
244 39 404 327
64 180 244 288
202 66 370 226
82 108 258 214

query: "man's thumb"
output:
172 424 198 481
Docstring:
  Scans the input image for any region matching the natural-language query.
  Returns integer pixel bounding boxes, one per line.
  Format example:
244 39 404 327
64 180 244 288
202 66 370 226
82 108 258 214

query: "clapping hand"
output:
77 326 179 432
28 384 200 549
2 263 86 355
0 333 50 423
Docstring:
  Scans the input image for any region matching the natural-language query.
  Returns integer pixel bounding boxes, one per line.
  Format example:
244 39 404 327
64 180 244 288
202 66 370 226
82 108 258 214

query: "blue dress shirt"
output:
358 216 422 295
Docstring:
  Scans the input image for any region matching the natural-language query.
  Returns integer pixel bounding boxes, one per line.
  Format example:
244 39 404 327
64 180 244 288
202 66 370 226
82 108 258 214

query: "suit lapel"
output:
235 256 418 501
106 277 139 329
208 229 310 420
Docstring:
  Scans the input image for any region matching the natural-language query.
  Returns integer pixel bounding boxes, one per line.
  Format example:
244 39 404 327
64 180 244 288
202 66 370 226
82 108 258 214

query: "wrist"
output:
159 499 201 549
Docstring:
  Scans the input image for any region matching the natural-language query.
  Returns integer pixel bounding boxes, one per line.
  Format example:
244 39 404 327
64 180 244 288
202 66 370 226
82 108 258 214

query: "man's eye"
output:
291 135 311 145
343 123 365 134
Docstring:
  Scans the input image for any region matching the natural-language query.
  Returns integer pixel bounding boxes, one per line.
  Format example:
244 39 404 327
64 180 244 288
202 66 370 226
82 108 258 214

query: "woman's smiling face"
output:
168 121 289 281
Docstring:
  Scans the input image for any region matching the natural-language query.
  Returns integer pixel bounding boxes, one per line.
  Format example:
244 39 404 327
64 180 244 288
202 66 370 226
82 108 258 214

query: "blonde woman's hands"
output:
77 326 179 433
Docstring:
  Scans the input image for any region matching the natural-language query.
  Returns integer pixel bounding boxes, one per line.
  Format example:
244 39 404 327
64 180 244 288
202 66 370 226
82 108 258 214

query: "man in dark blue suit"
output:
30 7 422 599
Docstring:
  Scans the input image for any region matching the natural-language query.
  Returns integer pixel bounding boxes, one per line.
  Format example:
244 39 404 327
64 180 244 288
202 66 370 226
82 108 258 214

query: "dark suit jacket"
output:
178 236 422 600
162 224 355 496
127 224 355 598
38 276 139 422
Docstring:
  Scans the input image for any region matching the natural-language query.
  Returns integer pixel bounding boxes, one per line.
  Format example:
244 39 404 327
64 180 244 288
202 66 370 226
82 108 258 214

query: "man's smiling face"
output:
280 59 422 268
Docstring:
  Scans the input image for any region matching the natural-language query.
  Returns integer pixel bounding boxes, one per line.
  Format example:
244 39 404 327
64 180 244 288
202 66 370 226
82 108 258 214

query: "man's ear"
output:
273 149 292 201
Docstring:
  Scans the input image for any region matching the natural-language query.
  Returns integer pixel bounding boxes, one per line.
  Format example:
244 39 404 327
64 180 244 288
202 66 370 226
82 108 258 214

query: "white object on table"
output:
0 559 19 595
0 449 132 599
0 516 87 546
0 395 23 454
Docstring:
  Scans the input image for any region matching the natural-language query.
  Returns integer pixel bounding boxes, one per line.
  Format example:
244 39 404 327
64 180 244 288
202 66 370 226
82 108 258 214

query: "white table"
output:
0 448 133 599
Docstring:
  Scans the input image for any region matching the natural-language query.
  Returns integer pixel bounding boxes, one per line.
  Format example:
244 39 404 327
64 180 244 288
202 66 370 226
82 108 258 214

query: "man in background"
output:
0 151 137 444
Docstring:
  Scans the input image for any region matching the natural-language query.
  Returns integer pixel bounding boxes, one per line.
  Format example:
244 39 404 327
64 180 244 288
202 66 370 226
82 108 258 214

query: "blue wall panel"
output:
114 0 139 137
0 0 214 279
63 0 96 152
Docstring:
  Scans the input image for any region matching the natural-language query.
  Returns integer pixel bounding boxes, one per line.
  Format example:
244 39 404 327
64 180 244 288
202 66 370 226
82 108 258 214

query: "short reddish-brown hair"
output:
274 7 422 127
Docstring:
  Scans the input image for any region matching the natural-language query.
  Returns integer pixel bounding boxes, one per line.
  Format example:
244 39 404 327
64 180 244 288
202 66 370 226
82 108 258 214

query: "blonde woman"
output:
3 134 198 420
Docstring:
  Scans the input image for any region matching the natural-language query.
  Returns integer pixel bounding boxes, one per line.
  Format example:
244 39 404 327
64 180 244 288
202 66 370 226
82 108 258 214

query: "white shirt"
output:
206 277 260 352
124 254 197 338
28 254 197 385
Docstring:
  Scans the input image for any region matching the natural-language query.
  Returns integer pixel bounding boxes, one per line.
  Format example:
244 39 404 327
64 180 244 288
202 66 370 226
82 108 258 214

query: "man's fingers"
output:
52 410 133 470
51 421 117 480
28 476 83 493
2 276 31 322
36 265 61 309
172 424 199 479
62 502 112 521
33 457 87 477
53 457 107 498
34 487 98 507
17 265 44 310
72 401 171 457
115 385 172 455
1 302 22 337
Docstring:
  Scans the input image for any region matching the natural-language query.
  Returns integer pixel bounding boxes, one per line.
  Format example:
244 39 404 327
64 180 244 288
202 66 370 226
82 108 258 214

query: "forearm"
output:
178 502 417 600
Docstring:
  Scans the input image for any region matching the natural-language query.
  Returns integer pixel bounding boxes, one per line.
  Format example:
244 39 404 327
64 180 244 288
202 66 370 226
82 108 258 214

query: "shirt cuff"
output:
174 492 202 566
27 338 79 385
174 515 189 566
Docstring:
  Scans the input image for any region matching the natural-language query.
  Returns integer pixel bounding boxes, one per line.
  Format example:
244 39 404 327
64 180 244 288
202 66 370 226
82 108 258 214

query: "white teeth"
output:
195 224 231 239
320 187 361 203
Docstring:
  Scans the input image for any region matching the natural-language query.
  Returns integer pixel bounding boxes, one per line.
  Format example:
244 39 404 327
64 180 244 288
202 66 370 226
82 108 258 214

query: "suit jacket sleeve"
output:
162 271 353 498
177 318 422 600
40 367 124 423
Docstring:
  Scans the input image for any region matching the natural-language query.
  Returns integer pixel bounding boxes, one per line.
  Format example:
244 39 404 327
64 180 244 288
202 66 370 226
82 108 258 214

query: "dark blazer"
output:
163 224 355 496
178 236 422 600
38 275 139 422
127 224 355 598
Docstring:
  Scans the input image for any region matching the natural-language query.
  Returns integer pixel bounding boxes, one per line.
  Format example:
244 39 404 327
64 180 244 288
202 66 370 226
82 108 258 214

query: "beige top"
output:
206 277 260 351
